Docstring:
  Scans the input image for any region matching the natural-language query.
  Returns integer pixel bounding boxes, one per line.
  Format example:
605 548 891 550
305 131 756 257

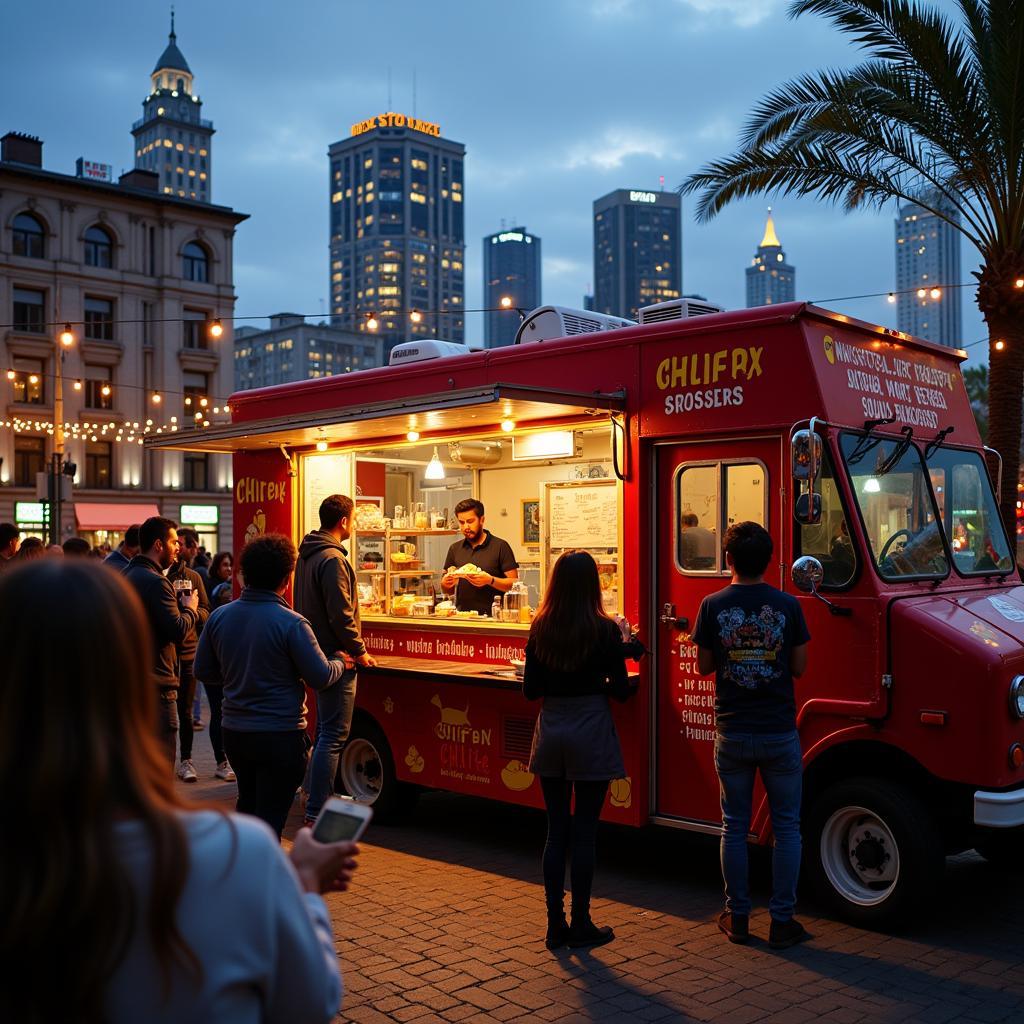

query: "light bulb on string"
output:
208 318 224 339
59 324 74 347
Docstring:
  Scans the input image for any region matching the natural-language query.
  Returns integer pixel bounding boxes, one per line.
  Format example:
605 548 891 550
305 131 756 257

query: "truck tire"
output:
335 719 419 823
804 777 943 927
974 829 1024 868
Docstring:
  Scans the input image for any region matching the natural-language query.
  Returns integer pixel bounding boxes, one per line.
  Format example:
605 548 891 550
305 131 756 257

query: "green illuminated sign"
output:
180 504 219 525
15 502 48 524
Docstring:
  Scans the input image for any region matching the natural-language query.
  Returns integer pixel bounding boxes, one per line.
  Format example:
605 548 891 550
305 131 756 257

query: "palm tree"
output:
682 0 1024 537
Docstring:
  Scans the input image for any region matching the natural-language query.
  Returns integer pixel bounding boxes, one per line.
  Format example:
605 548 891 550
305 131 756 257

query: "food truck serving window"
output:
925 446 1013 576
840 432 948 581
676 460 767 574
794 446 857 589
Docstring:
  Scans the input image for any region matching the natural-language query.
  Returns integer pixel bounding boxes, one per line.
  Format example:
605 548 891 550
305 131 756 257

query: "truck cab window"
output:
794 447 856 588
926 447 1013 576
677 460 766 573
840 432 948 580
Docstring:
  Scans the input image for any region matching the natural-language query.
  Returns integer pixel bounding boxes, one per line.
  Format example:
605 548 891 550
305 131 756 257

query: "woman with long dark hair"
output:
0 560 359 1023
523 549 635 950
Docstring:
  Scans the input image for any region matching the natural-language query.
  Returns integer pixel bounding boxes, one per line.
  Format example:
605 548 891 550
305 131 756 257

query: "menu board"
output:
546 479 618 549
302 452 353 535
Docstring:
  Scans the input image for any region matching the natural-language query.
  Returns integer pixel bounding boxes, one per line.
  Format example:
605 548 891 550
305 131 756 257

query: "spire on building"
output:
153 8 191 75
760 207 781 248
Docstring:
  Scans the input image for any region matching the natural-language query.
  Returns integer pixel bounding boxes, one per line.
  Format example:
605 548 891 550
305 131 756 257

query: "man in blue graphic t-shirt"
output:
692 521 811 951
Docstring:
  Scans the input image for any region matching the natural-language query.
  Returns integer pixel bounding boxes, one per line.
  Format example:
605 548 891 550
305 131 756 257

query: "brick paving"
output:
182 700 1024 1023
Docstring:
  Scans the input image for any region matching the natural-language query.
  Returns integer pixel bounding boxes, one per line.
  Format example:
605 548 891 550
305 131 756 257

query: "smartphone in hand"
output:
311 796 373 843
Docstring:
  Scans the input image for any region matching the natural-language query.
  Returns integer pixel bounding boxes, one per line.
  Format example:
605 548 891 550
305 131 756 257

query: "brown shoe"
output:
717 910 749 944
769 917 811 949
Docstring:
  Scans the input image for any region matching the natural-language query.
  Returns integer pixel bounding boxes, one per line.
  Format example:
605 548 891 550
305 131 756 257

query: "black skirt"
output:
528 694 625 781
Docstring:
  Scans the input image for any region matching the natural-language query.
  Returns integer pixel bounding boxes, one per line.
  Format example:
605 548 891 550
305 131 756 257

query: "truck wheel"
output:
974 829 1024 868
804 778 943 927
336 719 419 823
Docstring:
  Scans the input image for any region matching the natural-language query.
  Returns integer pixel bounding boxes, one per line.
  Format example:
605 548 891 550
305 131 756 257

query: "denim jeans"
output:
175 660 197 761
306 669 358 820
715 729 802 921
157 688 179 768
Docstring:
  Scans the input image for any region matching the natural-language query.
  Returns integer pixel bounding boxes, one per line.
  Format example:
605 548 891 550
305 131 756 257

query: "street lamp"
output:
50 323 75 545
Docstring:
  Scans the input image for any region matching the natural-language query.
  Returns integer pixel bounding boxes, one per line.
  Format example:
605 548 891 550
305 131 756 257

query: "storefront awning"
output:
75 503 160 530
144 383 627 454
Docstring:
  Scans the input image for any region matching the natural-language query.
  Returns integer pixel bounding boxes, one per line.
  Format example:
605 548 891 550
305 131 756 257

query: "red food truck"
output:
151 302 1024 925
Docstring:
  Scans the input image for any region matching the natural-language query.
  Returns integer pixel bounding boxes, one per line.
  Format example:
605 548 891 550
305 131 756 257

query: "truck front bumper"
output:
974 787 1024 828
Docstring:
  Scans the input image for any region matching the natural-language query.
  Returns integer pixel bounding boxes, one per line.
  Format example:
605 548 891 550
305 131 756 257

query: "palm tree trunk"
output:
982 315 1024 544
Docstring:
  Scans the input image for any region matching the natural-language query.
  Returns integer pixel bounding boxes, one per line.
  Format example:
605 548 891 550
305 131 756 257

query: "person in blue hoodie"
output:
195 533 348 838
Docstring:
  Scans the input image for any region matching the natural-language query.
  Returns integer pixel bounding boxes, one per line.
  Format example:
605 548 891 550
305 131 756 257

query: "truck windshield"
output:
925 446 1013 576
840 432 948 580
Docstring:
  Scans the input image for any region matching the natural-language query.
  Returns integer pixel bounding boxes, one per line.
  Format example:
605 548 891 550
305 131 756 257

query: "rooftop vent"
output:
514 305 635 345
118 168 160 192
388 339 468 366
638 297 726 324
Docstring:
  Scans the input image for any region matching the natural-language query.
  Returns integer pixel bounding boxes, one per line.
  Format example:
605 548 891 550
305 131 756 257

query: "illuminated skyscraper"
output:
483 226 541 348
593 189 681 320
328 113 465 355
745 209 795 307
132 13 214 202
894 196 962 347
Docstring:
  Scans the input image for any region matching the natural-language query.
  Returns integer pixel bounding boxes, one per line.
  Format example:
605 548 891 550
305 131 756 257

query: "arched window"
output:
182 241 209 282
84 225 113 268
12 212 45 258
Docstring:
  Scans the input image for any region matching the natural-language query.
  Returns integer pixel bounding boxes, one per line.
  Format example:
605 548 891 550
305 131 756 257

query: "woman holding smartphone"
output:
523 549 636 950
0 559 359 1023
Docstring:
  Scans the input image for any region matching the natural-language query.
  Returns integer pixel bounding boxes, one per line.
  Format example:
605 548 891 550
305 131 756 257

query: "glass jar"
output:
413 501 428 529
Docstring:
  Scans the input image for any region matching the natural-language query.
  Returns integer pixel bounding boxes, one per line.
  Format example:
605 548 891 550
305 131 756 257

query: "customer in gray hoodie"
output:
195 533 348 838
294 494 376 824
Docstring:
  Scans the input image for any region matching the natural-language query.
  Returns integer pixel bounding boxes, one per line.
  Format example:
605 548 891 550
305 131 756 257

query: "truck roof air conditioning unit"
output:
447 440 503 467
514 305 635 345
388 339 468 365
637 297 726 324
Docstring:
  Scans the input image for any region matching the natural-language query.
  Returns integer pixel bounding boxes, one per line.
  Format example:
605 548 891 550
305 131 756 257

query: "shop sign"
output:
630 190 657 203
350 112 441 137
180 503 219 525
15 501 48 524
75 157 113 182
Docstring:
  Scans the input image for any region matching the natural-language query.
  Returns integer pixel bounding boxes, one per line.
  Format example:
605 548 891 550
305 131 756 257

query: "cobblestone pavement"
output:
181 705 1024 1023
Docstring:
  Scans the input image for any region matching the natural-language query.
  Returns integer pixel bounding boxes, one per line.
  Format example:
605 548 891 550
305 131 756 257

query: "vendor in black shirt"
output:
441 499 519 615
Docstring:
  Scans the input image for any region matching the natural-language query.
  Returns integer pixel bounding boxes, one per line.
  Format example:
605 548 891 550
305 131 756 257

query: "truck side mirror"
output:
791 429 823 525
791 555 852 616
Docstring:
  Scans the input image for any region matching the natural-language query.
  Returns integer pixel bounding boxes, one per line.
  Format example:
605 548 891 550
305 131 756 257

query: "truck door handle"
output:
659 603 690 632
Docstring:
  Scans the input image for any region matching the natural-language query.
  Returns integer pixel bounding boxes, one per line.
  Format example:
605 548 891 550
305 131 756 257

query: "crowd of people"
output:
0 503 813 1020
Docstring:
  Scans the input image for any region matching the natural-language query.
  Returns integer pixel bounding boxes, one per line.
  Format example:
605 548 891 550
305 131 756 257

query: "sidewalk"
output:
179 706 1024 1023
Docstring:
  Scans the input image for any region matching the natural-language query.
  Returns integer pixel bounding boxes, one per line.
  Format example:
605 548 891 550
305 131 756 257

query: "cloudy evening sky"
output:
4 0 986 363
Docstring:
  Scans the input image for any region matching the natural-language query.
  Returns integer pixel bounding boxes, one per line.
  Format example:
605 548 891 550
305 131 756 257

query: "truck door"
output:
654 437 782 824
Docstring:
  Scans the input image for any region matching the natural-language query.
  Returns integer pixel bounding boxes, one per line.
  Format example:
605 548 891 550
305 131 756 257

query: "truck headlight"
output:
1010 676 1024 719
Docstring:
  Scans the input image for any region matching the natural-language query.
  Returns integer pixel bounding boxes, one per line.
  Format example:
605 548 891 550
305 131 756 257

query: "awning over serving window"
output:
143 383 627 454
75 503 160 530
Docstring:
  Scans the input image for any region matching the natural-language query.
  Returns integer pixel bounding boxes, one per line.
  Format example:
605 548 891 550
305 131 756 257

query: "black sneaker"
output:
769 917 811 949
717 910 749 944
567 920 615 949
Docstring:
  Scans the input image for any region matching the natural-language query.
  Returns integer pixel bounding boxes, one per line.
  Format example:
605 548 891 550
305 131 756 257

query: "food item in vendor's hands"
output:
451 563 482 576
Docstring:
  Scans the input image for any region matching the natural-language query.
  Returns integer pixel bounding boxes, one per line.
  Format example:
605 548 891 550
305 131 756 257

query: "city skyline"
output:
2 0 988 363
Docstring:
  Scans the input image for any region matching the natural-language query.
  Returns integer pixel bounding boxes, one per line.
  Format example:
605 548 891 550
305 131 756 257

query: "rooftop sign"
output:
76 158 114 183
630 190 657 204
351 112 441 138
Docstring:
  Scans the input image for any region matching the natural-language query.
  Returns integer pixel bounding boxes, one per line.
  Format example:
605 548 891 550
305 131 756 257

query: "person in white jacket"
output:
0 558 357 1024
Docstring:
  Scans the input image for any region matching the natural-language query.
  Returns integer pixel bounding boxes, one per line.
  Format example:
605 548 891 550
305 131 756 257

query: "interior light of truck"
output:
1009 676 1024 719
316 440 329 452
863 478 881 493
424 446 446 480
407 430 420 442
501 418 515 433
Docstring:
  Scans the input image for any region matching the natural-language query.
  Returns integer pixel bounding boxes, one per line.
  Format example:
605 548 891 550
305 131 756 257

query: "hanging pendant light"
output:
424 446 446 480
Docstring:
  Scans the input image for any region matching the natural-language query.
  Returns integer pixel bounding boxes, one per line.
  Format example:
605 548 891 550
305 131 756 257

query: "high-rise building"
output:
745 209 795 307
593 189 681 320
894 195 962 347
328 113 465 355
233 314 385 391
483 226 541 348
132 13 214 202
0 131 246 551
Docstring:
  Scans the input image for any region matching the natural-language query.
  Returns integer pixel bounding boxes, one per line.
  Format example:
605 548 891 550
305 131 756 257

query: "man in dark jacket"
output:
167 551 211 782
196 533 348 838
123 516 199 765
103 523 141 572
294 494 376 824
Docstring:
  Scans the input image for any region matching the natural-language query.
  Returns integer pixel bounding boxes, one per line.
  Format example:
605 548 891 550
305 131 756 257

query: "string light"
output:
410 310 422 324
500 296 513 309
365 314 379 331
208 318 224 339
59 324 74 347
995 340 1006 351
929 287 942 299
887 293 896 303
100 384 112 397
152 392 162 404
73 380 82 391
